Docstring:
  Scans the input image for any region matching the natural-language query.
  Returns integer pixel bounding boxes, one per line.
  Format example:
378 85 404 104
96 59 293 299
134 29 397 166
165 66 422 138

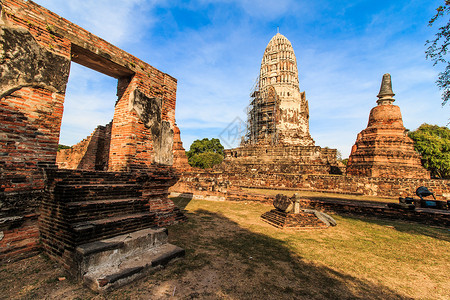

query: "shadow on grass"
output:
340 214 450 243
166 203 410 299
171 195 193 210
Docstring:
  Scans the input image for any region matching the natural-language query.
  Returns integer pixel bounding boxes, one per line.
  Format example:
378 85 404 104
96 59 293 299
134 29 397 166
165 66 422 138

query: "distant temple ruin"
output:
346 74 429 179
222 33 342 174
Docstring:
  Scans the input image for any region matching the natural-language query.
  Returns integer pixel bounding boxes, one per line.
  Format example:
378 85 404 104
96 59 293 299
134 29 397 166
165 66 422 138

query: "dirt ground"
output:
1 197 449 299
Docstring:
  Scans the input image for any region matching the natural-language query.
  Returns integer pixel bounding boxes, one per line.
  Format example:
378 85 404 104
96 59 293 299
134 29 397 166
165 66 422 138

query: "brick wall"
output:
171 171 450 201
0 0 179 262
56 122 112 170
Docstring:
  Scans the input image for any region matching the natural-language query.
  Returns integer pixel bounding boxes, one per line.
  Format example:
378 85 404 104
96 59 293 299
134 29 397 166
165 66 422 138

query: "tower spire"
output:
377 73 395 105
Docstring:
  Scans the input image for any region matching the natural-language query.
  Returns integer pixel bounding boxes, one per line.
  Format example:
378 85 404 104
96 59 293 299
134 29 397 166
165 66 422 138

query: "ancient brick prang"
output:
246 33 313 146
225 33 341 175
346 74 429 178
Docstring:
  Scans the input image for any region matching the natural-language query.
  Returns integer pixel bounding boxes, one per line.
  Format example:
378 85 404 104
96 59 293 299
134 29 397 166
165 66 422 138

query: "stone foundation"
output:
222 144 344 175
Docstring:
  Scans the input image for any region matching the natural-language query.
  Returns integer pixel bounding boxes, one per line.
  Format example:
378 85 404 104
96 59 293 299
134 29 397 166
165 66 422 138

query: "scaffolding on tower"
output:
245 76 278 145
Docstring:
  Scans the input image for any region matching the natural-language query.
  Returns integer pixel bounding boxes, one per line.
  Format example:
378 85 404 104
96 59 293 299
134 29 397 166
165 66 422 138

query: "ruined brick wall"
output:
0 0 178 261
1 0 177 170
171 171 450 201
171 172 450 226
56 122 112 170
172 124 191 171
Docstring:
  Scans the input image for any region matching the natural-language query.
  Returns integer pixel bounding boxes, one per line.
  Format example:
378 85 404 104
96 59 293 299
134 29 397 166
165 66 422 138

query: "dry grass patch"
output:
0 198 448 299
242 187 397 203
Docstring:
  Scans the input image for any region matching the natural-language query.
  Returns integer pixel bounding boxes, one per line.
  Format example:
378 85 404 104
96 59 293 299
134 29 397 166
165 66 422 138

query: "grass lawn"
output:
1 197 449 299
242 187 398 203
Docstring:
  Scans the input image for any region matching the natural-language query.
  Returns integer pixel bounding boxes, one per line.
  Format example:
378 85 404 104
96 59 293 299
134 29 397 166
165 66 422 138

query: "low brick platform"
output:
75 228 185 292
40 168 186 271
261 209 329 229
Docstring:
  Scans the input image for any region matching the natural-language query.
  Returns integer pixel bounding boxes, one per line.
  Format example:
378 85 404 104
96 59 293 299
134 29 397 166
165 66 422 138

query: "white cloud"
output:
33 0 158 45
58 63 117 146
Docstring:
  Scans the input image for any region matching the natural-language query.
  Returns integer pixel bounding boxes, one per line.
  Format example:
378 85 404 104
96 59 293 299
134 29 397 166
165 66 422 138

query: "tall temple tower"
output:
247 33 314 146
221 33 341 175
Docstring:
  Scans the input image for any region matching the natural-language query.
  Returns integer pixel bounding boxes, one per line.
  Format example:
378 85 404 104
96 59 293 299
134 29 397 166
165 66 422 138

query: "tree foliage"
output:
57 144 71 151
426 1 450 106
409 123 450 178
186 138 224 169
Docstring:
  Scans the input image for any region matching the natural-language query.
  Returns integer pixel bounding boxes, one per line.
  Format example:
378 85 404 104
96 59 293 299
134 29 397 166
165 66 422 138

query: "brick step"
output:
75 228 184 292
54 184 142 201
71 213 156 245
83 243 184 292
66 198 150 223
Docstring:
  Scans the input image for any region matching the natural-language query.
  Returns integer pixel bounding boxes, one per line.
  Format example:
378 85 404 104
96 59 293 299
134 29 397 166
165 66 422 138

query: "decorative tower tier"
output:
346 74 429 178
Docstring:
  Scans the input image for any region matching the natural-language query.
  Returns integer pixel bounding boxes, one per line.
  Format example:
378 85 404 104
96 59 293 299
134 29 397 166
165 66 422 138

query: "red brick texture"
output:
56 122 112 170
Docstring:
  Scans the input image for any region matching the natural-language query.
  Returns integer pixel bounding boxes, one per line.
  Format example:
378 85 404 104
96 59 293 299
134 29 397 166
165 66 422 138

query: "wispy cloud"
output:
36 0 158 46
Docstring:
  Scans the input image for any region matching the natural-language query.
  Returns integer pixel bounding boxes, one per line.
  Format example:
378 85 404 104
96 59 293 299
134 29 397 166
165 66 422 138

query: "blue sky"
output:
35 0 449 158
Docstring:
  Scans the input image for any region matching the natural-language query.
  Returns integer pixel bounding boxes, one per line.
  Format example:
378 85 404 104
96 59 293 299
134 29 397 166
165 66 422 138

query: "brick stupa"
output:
346 74 429 178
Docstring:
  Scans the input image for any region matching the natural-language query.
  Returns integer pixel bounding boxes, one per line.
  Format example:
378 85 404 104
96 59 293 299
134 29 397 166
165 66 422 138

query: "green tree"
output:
186 138 224 169
409 123 450 178
426 1 450 106
57 144 71 151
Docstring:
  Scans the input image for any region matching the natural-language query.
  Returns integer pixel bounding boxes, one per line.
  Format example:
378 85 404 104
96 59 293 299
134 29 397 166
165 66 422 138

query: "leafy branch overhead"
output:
426 1 450 106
